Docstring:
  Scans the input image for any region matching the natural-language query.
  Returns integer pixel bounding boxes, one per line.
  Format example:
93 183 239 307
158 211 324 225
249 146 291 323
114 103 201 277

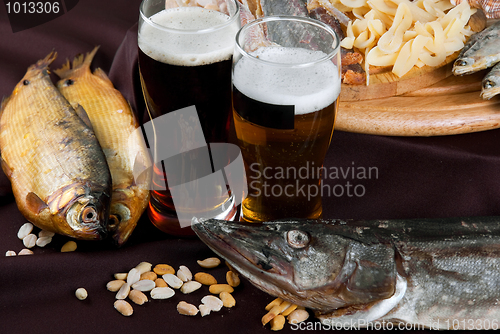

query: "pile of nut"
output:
262 298 310 331
106 257 239 317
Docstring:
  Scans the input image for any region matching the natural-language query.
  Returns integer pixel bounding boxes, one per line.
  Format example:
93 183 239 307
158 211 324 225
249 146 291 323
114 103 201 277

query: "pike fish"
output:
54 47 151 246
0 52 111 239
452 20 500 75
193 217 500 329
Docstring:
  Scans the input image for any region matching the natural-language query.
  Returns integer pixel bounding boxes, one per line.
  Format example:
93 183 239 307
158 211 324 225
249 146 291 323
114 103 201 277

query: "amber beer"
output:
138 1 240 235
232 20 341 222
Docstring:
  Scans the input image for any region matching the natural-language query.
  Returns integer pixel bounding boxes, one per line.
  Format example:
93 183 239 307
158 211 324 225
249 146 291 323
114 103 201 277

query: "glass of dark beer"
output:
232 16 341 223
138 0 240 235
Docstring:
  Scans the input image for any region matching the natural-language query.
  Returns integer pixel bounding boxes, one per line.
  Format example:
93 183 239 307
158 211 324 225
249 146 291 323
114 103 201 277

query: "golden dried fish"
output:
54 47 151 246
0 51 111 239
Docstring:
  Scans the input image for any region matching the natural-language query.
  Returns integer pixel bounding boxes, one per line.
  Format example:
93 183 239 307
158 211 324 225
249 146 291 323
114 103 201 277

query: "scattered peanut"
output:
23 234 37 248
287 309 309 324
36 236 52 247
114 300 133 316
154 278 168 287
18 248 33 255
75 288 88 300
201 295 223 312
265 298 283 311
114 273 128 280
126 268 141 285
17 222 33 239
5 250 16 256
163 273 183 289
262 300 292 325
199 304 211 317
38 230 55 238
129 289 148 305
180 280 202 294
177 265 192 282
270 314 286 331
177 301 198 316
281 304 298 316
153 264 175 275
140 271 157 281
150 287 175 299
134 261 152 275
209 284 234 294
225 260 236 273
116 283 131 300
197 257 221 268
194 272 217 285
220 291 235 308
131 279 155 292
226 271 240 287
61 241 77 252
106 280 126 292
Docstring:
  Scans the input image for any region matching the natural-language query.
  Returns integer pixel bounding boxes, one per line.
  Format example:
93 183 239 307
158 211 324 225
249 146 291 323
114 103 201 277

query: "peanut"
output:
262 301 291 325
199 304 211 317
226 271 240 287
106 280 126 292
201 295 223 312
197 257 221 268
126 268 141 285
134 261 152 275
61 241 77 252
281 304 298 316
153 264 175 275
209 284 234 294
5 250 16 256
75 288 88 300
129 289 148 305
154 278 168 287
177 301 198 316
23 234 37 248
287 309 309 324
194 272 217 285
38 230 55 238
265 298 283 311
163 273 183 289
18 248 33 255
114 300 133 316
17 222 33 239
150 287 175 299
36 236 52 247
140 271 157 281
180 281 202 294
270 314 286 331
220 291 235 308
131 279 155 292
176 265 192 282
114 273 127 280
116 283 131 300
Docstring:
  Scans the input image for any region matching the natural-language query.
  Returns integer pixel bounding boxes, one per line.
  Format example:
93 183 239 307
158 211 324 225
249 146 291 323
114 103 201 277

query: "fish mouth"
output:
108 202 133 246
65 193 110 240
192 218 297 296
452 57 476 75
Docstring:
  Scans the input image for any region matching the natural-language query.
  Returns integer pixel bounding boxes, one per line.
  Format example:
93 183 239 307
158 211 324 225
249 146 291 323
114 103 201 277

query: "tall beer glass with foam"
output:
232 16 341 223
138 0 240 235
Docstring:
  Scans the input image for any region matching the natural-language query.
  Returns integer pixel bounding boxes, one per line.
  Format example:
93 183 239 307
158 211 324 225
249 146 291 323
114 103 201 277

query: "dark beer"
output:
232 46 340 223
138 5 239 235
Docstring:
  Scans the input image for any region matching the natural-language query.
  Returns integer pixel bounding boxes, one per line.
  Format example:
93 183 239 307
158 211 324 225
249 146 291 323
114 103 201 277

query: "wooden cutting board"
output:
336 69 500 136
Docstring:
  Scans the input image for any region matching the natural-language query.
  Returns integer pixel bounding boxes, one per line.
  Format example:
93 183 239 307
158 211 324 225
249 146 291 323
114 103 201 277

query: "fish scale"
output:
0 51 111 239
55 47 151 246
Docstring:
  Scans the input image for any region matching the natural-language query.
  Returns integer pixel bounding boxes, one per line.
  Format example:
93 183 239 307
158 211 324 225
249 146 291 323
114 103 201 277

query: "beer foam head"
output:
139 7 238 66
233 47 340 115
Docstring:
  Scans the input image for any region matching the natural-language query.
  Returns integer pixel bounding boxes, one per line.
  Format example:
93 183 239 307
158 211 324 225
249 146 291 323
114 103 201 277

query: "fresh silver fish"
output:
481 62 500 100
452 20 500 75
193 217 500 329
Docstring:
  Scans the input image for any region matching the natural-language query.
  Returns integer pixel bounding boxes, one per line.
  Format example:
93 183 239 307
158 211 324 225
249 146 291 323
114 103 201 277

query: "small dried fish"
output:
452 20 500 75
480 62 500 99
0 51 111 239
54 47 151 246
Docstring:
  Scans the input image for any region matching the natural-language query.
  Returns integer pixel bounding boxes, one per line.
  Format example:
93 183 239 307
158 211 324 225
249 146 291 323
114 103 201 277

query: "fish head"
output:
481 72 500 100
193 218 397 311
452 57 477 75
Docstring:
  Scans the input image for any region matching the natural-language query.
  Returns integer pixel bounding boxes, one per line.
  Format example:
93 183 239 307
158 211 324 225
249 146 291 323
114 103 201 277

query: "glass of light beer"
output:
138 0 240 235
232 16 341 223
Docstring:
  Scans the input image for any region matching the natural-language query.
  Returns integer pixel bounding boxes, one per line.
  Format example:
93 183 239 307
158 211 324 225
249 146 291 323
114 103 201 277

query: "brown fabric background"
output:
1 1 500 333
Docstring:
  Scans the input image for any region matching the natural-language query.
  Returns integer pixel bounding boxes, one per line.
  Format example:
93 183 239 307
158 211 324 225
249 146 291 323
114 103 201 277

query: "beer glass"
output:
138 0 240 235
232 16 341 223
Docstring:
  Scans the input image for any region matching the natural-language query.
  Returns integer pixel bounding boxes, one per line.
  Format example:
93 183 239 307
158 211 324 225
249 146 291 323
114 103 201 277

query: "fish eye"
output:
455 59 470 67
484 80 495 89
64 79 74 86
23 80 30 85
286 230 310 249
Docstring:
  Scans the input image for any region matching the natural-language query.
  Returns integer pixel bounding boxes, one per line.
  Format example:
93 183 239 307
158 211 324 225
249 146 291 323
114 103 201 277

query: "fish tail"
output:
53 46 100 78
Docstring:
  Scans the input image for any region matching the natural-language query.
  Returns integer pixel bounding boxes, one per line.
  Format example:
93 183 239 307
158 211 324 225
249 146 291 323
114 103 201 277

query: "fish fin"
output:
53 46 100 78
73 104 94 131
53 59 72 78
26 192 49 214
